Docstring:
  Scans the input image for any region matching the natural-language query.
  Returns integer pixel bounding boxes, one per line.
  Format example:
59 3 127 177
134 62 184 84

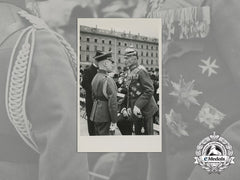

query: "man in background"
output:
82 51 99 136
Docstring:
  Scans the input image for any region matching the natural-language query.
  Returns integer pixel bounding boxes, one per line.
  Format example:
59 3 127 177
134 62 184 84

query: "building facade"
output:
79 25 159 72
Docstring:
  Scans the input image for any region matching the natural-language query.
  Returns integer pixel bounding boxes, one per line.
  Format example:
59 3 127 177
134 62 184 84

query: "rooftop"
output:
80 25 158 44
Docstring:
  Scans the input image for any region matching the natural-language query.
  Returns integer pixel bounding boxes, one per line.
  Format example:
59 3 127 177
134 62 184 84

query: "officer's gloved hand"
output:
127 108 132 117
110 122 117 131
121 108 128 117
133 106 142 118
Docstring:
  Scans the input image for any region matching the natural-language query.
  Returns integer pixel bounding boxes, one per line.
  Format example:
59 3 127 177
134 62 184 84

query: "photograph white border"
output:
77 18 162 152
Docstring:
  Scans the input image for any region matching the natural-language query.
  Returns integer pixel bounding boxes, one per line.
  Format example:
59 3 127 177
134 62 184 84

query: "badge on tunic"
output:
169 75 202 109
194 132 234 174
195 103 225 129
165 109 189 137
199 57 219 77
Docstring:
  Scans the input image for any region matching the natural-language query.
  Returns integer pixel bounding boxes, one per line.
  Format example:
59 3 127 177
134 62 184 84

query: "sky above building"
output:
78 19 161 39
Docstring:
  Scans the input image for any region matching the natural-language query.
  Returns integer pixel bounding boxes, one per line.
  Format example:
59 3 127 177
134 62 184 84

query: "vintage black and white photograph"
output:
77 18 162 152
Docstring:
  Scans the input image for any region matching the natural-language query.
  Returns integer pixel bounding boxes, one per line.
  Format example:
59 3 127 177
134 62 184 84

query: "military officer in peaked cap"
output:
146 0 240 180
82 51 99 136
0 0 89 179
90 51 118 135
120 47 158 135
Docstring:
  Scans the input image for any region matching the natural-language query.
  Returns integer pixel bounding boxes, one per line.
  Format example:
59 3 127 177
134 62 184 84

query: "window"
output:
102 46 105 51
87 37 90 42
80 37 81 40
86 45 89 51
156 46 158 50
118 42 121 46
102 40 105 44
95 38 98 43
118 58 121 63
141 44 143 49
151 46 153 50
125 43 127 47
141 51 143 56
146 60 149 65
109 47 112 51
146 45 148 49
94 45 97 51
156 52 158 57
151 52 153 57
151 60 153 65
118 50 121 54
86 55 89 61
141 59 143 64
109 40 112 45
146 52 148 57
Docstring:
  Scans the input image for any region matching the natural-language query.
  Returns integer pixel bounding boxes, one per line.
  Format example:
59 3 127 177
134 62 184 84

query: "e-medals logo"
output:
194 132 235 174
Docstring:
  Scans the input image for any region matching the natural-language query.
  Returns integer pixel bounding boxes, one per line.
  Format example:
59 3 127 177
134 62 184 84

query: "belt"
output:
94 97 108 101
0 134 39 163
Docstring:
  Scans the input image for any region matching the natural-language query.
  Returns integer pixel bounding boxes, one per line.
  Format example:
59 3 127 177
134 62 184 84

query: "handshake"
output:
121 106 142 118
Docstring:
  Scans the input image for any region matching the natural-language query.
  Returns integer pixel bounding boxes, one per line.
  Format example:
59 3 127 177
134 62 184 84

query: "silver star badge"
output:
169 75 202 109
199 57 219 77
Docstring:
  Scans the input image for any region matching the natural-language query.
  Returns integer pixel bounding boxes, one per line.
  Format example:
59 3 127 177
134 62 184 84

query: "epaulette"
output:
18 10 77 78
147 6 210 40
138 65 148 73
5 10 77 153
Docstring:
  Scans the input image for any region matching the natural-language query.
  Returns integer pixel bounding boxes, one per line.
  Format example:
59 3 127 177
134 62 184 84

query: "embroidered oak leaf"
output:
169 76 202 108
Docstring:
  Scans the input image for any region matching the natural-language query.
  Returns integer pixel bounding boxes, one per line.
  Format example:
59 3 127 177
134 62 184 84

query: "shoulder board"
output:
18 10 77 79
5 25 39 153
138 65 148 72
18 10 49 30
147 6 210 40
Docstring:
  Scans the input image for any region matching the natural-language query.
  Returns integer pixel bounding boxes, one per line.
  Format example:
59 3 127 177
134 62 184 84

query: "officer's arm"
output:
106 78 118 123
135 70 154 109
26 29 89 180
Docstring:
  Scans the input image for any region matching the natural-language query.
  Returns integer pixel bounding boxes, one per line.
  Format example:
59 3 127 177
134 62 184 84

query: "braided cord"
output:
53 31 77 79
6 26 40 153
18 10 77 79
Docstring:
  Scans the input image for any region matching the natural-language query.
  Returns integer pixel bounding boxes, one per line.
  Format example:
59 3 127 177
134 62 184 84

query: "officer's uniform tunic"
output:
90 69 118 135
124 64 158 135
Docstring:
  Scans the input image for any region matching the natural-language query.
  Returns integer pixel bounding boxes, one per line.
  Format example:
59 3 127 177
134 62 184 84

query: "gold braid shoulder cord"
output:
5 10 77 153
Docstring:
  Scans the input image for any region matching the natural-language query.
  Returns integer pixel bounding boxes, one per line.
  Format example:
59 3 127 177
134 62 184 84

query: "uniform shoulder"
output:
138 65 148 74
17 10 77 78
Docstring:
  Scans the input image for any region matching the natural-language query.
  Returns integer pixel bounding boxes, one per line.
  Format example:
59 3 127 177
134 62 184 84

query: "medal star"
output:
165 109 189 137
196 103 226 129
199 57 219 77
169 76 202 108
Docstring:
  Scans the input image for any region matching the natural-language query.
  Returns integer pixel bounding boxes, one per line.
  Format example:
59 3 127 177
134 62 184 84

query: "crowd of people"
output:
80 47 159 136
